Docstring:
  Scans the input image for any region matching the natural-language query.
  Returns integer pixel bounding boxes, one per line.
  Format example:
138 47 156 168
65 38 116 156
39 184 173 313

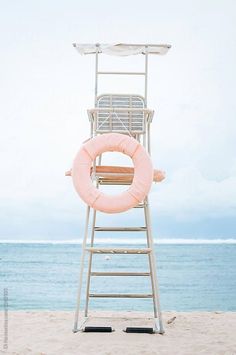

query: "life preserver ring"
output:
72 133 153 213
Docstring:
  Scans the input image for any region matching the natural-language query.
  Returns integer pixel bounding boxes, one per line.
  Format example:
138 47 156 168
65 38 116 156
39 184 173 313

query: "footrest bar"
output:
89 293 153 298
86 248 151 254
91 272 150 277
94 227 147 232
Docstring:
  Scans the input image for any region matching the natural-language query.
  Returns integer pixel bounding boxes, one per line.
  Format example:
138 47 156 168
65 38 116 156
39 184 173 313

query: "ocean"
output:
0 241 236 312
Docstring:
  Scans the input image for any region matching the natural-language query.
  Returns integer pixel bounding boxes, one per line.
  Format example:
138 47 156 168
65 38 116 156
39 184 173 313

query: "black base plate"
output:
83 326 113 333
125 327 154 334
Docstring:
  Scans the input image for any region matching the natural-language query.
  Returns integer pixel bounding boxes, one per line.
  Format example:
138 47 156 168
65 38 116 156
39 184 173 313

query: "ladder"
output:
73 195 164 333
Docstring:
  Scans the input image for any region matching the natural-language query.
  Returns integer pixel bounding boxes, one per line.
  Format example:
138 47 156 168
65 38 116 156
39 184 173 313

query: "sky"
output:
0 0 236 240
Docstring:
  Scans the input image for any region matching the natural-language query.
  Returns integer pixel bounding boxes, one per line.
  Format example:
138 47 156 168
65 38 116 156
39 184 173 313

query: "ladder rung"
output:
97 71 146 75
94 227 147 232
91 272 150 277
86 248 152 254
89 293 153 298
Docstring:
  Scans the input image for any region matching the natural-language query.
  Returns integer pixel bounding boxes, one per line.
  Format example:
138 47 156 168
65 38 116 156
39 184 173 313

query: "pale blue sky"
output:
0 0 236 239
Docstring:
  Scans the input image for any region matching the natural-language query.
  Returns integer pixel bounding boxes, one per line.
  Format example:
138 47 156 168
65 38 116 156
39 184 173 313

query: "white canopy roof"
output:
73 43 171 56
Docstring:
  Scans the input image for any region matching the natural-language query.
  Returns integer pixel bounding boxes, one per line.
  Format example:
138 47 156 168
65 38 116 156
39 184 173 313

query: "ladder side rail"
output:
73 206 91 332
84 209 97 317
144 197 164 334
84 154 102 316
144 200 157 318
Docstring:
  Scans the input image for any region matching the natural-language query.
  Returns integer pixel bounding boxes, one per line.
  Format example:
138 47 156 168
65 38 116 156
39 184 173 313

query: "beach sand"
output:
1 311 236 355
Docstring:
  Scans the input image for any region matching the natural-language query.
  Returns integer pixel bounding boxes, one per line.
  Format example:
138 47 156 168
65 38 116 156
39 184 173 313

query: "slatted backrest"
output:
96 94 145 134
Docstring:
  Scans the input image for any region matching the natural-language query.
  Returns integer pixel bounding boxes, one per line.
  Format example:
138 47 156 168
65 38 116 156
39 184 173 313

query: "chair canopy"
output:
73 43 171 56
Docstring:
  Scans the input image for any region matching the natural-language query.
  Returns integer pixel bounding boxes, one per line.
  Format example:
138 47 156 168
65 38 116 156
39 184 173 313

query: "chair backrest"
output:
96 94 145 134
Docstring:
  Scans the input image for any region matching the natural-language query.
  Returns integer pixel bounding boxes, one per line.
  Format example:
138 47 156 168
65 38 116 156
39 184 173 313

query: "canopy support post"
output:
94 44 99 107
144 46 149 107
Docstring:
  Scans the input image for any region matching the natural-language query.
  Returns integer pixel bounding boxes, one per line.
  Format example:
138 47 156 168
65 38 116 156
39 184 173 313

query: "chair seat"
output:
65 166 165 183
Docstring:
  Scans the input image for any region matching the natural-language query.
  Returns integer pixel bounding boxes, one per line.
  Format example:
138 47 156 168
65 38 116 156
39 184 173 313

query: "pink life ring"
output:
72 133 153 213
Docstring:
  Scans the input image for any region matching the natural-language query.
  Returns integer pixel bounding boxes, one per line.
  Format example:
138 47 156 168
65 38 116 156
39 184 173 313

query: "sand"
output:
0 311 236 355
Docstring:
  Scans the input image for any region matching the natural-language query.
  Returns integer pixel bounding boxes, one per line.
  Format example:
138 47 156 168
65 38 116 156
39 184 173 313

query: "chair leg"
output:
73 206 91 332
144 201 158 318
84 209 97 317
144 198 164 334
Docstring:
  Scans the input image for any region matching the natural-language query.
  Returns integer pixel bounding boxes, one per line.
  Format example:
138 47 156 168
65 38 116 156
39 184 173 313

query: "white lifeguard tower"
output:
69 43 171 334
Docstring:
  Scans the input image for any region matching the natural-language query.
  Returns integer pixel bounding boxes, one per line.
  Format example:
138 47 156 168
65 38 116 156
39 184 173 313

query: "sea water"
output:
0 241 236 311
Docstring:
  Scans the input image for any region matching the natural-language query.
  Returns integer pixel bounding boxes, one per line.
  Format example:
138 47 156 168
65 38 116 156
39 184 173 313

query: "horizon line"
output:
0 238 236 244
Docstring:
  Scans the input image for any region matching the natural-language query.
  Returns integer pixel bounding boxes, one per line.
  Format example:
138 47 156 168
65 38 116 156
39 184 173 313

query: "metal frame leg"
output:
144 200 157 317
144 197 164 334
84 209 97 317
73 206 91 332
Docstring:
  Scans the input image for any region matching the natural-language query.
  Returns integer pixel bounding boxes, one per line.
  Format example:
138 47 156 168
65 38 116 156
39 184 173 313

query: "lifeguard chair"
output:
68 43 171 334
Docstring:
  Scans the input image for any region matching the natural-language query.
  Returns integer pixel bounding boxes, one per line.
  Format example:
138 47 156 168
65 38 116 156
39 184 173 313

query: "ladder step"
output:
86 248 152 254
97 71 146 75
89 293 153 298
94 227 147 232
91 272 150 277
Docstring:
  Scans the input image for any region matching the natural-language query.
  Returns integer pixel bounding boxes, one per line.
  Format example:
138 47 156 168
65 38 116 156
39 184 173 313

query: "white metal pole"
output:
144 197 164 334
84 153 102 317
94 44 99 107
144 46 149 107
144 200 158 318
73 206 90 332
147 120 151 155
84 209 97 317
